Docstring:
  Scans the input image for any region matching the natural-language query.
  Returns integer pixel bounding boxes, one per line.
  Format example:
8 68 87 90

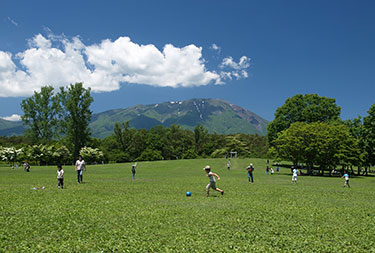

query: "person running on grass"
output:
204 165 224 197
227 159 231 170
342 171 350 188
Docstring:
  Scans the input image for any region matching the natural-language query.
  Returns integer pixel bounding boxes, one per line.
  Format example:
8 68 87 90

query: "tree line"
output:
0 84 268 165
2 84 374 175
267 94 375 175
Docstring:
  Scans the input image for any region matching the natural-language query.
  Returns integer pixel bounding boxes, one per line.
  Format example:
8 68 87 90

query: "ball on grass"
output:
186 191 191 197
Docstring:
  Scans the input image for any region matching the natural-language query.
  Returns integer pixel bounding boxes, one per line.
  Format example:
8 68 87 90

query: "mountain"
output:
0 119 26 136
89 98 268 138
0 98 269 138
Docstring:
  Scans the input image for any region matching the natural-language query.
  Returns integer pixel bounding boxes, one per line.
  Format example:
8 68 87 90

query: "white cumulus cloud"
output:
1 114 21 121
219 56 251 80
210 43 221 53
0 33 251 97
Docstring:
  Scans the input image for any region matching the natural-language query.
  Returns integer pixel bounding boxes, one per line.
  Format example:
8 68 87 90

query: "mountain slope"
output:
89 98 268 138
0 119 26 136
0 99 269 138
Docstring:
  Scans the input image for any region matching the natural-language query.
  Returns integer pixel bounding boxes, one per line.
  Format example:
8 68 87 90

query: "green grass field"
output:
1 158 375 252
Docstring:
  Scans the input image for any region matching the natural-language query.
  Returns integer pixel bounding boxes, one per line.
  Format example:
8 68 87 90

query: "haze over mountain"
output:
90 98 268 138
0 99 268 138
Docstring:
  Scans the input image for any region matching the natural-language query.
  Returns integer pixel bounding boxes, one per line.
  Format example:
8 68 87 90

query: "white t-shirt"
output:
344 174 349 180
76 160 85 171
293 169 298 177
208 172 216 183
57 169 64 179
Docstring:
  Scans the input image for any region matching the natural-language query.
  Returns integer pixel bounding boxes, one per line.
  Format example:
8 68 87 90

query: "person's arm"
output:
212 173 221 180
75 161 78 171
84 161 86 172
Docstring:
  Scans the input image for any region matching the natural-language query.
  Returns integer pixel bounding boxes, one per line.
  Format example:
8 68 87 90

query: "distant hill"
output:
0 119 26 136
89 98 268 138
0 98 269 138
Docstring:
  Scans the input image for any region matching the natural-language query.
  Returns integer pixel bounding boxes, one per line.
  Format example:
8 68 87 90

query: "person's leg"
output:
248 172 251 182
77 170 80 183
206 184 210 197
132 172 135 180
61 179 64 189
215 187 224 195
58 179 60 188
80 170 83 183
250 173 254 183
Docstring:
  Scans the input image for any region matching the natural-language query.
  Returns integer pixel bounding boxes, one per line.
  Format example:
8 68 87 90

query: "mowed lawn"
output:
1 158 375 252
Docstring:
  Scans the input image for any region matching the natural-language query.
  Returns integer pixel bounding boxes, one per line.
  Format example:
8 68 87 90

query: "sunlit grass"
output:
1 158 375 251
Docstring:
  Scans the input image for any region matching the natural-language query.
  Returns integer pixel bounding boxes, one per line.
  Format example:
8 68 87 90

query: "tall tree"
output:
21 86 60 143
267 94 341 145
58 83 93 161
194 125 208 156
114 121 132 152
274 122 359 173
363 104 375 167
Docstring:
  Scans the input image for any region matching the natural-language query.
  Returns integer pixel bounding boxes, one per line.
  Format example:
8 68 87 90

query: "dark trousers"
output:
248 172 254 183
77 170 83 183
58 178 64 188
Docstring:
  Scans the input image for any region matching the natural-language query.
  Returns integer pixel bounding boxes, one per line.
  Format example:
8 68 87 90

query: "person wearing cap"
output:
131 163 137 180
247 163 254 183
203 165 224 197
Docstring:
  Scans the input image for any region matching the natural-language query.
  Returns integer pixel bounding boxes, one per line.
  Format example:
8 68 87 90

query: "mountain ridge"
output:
89 98 268 138
0 98 268 138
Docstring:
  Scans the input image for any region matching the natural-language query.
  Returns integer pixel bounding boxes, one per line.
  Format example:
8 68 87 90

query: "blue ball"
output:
186 191 191 197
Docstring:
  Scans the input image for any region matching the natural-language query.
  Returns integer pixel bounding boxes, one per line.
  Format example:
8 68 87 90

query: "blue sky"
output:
1 0 374 122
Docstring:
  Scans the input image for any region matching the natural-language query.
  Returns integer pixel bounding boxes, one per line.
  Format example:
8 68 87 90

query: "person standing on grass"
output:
227 159 231 170
342 171 350 188
57 164 64 189
204 165 224 197
75 155 86 183
292 167 298 184
131 163 137 180
247 163 254 183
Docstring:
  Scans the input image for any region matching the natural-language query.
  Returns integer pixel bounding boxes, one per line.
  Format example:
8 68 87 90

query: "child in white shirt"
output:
57 165 64 189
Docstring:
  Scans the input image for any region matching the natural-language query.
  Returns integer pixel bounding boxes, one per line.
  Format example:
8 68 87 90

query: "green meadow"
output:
1 158 375 252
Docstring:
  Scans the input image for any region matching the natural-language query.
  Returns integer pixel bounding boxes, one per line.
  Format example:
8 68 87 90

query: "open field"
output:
1 158 375 252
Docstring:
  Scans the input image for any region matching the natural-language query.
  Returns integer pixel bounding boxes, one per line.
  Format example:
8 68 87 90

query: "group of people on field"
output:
203 161 351 197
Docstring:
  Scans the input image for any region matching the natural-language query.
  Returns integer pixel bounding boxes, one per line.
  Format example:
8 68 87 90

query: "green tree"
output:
114 121 133 153
363 104 375 167
194 125 208 156
267 94 341 145
58 83 93 161
21 86 61 143
274 122 359 174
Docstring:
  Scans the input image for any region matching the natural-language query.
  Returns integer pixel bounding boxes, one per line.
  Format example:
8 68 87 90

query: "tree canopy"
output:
267 94 341 144
273 122 359 173
21 86 60 143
